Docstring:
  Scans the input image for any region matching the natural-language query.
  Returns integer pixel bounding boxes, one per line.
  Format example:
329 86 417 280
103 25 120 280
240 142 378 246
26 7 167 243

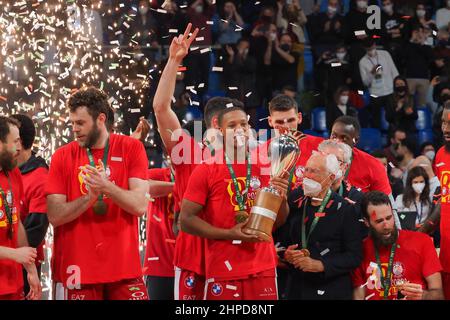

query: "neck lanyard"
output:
368 54 379 67
301 189 332 249
0 173 14 239
414 200 424 223
86 138 109 203
224 152 251 211
374 240 397 300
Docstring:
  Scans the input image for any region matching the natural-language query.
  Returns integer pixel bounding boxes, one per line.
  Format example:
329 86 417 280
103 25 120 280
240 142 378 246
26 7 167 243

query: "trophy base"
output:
242 226 272 242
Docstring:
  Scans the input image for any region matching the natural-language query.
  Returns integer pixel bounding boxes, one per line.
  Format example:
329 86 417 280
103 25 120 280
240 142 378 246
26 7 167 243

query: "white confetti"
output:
320 248 330 256
226 285 237 290
317 290 325 295
224 260 233 271
232 240 242 244
212 66 223 72
365 293 375 300
436 162 445 167
147 257 159 261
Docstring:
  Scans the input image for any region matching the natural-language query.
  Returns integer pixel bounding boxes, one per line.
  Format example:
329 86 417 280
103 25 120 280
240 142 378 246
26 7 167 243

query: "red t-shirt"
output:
347 148 392 194
143 168 176 277
183 151 275 280
0 168 24 295
435 146 450 272
45 134 148 284
171 131 211 276
351 230 442 300
20 166 48 265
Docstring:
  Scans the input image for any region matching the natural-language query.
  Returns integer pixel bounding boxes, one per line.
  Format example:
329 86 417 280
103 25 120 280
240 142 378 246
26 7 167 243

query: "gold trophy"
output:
243 134 300 241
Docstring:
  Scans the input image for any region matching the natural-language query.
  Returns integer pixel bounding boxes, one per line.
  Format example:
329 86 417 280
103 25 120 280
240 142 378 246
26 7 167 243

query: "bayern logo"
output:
184 276 195 289
211 283 223 296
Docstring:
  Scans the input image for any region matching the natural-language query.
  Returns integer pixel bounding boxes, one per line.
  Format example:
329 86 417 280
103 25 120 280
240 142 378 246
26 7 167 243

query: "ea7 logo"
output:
366 5 381 30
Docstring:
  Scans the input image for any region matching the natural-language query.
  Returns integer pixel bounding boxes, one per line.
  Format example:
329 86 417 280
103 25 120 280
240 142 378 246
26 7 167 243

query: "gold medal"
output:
235 210 249 224
93 198 108 215
300 249 310 257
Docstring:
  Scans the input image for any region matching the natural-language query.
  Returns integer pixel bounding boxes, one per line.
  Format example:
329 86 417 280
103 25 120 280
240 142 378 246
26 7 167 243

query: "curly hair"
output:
68 86 111 123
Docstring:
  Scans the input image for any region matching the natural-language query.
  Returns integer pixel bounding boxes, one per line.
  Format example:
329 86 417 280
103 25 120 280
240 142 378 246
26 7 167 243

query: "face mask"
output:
328 6 337 15
334 169 343 182
383 4 393 14
441 94 450 104
425 150 435 160
139 6 148 15
416 9 426 18
357 0 368 10
303 177 323 197
339 95 349 105
412 182 425 194
195 5 203 14
336 52 346 61
395 86 407 95
280 44 291 52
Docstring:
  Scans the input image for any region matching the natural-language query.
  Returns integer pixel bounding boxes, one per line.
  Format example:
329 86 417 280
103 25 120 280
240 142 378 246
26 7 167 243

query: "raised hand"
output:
169 23 200 63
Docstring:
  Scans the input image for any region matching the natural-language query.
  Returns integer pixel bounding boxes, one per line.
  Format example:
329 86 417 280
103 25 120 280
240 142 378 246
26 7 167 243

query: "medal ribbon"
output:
224 152 251 211
374 240 397 300
0 173 13 239
301 189 332 249
86 138 110 204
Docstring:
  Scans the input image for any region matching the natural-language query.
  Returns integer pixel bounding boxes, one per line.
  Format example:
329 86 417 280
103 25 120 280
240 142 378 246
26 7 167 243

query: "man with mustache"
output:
435 100 450 299
46 87 149 300
352 191 443 300
0 116 41 300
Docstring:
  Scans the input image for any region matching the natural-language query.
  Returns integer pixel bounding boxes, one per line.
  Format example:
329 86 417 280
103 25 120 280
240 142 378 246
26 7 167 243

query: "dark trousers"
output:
146 276 174 300
368 94 392 129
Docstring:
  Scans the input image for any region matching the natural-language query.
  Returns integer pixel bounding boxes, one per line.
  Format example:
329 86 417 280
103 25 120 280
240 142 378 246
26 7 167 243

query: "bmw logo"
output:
211 283 223 296
184 276 195 289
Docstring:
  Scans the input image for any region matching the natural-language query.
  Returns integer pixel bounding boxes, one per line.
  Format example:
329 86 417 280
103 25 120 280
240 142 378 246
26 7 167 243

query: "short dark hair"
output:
333 115 361 136
204 97 243 128
420 141 434 154
400 136 417 156
268 94 298 113
0 116 20 144
217 106 247 126
10 114 35 150
361 191 392 220
363 37 376 48
67 86 111 122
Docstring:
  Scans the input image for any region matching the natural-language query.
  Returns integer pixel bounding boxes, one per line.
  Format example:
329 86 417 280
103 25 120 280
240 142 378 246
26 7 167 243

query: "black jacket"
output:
284 187 362 300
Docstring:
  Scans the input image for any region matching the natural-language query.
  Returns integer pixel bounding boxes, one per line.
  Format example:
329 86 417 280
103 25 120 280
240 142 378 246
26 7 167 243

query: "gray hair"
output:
311 150 340 175
318 139 352 164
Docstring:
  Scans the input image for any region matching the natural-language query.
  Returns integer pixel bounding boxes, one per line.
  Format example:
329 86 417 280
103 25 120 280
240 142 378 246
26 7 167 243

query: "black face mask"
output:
280 44 291 52
395 86 407 95
441 94 450 105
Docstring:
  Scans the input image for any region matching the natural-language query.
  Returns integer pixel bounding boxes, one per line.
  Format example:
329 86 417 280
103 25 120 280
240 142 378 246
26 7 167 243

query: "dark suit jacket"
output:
284 187 362 300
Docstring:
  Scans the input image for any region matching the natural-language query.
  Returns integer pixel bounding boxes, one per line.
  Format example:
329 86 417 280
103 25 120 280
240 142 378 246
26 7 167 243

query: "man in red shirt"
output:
436 101 450 299
10 114 49 297
143 167 176 300
46 87 149 300
0 116 41 300
352 191 443 300
153 24 238 300
180 106 289 300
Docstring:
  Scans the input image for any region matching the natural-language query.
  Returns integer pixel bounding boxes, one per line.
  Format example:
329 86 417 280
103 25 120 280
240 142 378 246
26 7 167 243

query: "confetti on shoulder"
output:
436 162 445 167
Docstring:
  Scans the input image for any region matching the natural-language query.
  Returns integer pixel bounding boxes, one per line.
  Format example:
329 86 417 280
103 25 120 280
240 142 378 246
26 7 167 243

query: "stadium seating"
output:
357 128 382 153
311 107 327 132
417 129 434 146
415 107 432 130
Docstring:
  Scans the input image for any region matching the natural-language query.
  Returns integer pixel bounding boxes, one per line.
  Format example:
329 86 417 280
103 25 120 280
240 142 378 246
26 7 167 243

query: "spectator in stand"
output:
436 0 450 30
410 155 441 200
359 38 399 129
267 32 299 94
420 141 436 163
251 5 277 38
223 38 259 128
428 77 450 145
216 1 244 45
402 25 434 107
430 50 450 81
344 0 373 44
276 0 307 45
383 127 407 169
184 0 216 94
396 136 418 185
372 150 404 199
307 0 345 59
405 2 437 39
380 0 406 70
385 76 418 135
157 1 188 46
326 85 358 130
122 0 159 48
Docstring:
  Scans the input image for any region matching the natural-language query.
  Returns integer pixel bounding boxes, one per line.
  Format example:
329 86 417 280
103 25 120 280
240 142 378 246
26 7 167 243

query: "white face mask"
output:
303 178 323 197
416 9 426 18
139 6 148 15
334 169 343 182
328 6 337 15
383 4 393 14
412 182 426 194
336 52 346 61
339 95 349 105
357 0 368 10
425 150 435 161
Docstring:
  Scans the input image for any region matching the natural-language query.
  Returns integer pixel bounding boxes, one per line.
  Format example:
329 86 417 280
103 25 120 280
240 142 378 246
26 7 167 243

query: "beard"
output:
445 140 450 153
370 224 398 247
0 147 17 172
83 123 101 149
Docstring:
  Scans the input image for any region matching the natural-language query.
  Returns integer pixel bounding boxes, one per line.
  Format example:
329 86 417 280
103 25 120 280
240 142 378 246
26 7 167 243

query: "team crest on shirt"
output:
211 283 223 296
184 275 195 289
226 177 258 211
440 171 450 203
78 164 112 196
